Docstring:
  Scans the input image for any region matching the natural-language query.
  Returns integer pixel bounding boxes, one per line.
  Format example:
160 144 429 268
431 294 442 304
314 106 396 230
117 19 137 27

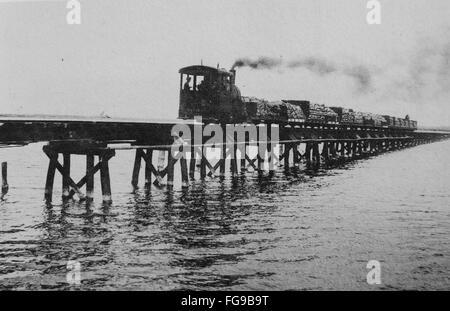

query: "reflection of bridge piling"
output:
39 123 450 204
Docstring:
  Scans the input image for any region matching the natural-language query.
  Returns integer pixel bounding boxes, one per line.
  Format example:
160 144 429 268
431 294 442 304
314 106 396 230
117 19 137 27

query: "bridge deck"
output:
0 114 196 145
0 114 195 125
414 130 450 135
1 114 449 146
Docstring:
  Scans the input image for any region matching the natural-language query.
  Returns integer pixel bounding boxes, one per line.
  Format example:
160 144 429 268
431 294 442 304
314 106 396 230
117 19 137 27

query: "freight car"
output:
330 107 356 125
178 64 417 130
241 98 307 123
243 97 284 123
282 100 338 124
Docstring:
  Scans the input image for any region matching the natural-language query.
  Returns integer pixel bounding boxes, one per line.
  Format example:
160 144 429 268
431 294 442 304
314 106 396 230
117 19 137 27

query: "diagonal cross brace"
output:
67 162 101 200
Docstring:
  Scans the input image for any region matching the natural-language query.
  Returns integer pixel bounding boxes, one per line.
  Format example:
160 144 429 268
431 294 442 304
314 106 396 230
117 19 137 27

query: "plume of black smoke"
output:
287 57 337 75
232 30 450 99
343 65 373 93
232 57 282 70
232 56 374 93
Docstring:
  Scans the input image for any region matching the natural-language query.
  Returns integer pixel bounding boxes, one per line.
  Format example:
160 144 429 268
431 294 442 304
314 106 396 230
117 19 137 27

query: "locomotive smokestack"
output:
230 68 236 85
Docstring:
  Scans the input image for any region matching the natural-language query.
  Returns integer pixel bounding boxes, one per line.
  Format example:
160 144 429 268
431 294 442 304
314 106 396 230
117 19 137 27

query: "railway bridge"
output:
1 114 449 203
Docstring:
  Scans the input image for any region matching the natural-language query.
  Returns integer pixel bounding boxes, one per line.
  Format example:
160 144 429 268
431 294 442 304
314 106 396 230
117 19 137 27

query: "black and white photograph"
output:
0 0 449 295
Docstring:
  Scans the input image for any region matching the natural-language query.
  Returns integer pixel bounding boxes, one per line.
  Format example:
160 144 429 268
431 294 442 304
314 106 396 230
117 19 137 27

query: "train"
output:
178 65 417 130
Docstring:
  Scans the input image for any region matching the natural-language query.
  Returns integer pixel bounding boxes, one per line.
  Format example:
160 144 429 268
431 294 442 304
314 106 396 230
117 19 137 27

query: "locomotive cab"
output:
178 65 244 123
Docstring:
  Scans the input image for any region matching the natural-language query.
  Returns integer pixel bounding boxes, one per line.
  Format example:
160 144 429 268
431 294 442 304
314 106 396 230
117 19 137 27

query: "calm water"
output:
0 141 449 290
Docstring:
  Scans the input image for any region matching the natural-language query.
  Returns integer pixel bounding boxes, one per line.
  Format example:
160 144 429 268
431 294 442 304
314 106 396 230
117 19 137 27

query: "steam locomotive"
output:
178 65 417 130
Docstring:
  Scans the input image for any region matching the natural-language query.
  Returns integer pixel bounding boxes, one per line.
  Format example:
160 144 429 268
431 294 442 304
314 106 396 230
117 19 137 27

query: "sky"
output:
1 0 450 126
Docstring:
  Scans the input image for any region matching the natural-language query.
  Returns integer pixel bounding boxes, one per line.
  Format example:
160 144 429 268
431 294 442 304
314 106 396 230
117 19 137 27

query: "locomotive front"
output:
178 65 244 123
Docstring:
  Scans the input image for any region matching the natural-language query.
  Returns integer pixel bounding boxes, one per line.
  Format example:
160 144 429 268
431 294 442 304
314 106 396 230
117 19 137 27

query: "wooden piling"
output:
167 151 175 187
43 149 57 202
267 130 275 173
180 155 189 188
293 144 299 166
100 155 112 204
219 146 226 176
240 134 247 172
1 162 8 198
305 143 312 167
257 126 268 173
341 142 346 157
131 149 142 188
189 145 196 180
322 142 329 165
352 141 357 158
86 154 95 201
283 144 290 168
234 138 239 175
62 153 71 199
330 141 336 159
231 134 238 175
358 141 363 155
200 145 207 179
145 149 153 188
257 149 265 173
313 143 320 167
219 130 227 176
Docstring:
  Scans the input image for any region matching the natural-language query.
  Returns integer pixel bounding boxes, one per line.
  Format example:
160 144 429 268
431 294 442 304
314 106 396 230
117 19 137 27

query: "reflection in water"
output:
0 141 450 290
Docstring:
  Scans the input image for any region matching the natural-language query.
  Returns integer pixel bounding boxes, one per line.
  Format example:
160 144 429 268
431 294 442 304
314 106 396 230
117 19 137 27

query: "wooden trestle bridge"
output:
1 114 449 203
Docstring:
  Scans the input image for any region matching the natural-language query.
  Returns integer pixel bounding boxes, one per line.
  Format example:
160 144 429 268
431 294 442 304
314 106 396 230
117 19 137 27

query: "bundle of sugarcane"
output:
397 118 406 128
256 100 284 121
282 102 306 122
382 115 395 126
341 109 356 124
308 103 338 122
354 111 365 124
370 114 387 127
